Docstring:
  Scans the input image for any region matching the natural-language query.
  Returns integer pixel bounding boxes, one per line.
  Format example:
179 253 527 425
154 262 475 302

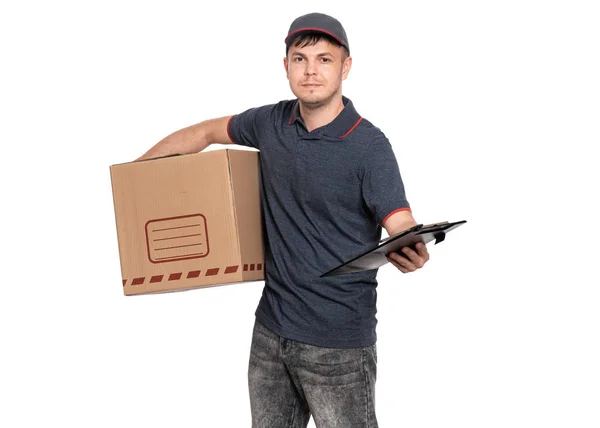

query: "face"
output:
284 39 352 107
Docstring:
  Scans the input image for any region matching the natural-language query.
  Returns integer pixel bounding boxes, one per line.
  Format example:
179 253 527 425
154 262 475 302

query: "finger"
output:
388 253 416 272
415 242 430 262
399 252 420 271
387 253 413 271
388 251 410 268
401 247 425 268
387 256 410 273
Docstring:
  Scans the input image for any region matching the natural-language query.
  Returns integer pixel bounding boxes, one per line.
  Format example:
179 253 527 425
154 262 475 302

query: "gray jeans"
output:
248 320 378 428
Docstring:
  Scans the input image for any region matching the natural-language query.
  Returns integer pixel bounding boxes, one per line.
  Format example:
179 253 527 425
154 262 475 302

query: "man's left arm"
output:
361 136 430 274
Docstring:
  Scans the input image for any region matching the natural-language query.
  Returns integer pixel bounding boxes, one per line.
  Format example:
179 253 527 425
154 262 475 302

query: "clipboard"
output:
320 220 467 277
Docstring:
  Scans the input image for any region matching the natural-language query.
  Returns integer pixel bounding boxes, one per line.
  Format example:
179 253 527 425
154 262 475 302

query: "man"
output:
138 12 429 428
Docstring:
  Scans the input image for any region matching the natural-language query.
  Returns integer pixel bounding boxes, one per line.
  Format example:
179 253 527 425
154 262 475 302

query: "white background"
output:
1 0 599 427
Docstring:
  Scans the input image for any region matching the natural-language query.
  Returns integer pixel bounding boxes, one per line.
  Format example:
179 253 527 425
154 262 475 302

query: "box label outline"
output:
145 213 210 264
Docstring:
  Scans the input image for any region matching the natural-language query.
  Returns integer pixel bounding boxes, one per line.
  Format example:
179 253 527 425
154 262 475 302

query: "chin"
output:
294 83 341 105
295 91 333 106
299 95 324 105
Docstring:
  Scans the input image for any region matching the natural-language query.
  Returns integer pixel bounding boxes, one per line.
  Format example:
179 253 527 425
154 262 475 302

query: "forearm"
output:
135 123 208 161
386 219 417 237
383 209 418 237
135 116 233 161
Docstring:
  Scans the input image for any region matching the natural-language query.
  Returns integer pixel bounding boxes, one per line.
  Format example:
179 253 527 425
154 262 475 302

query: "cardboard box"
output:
110 149 264 296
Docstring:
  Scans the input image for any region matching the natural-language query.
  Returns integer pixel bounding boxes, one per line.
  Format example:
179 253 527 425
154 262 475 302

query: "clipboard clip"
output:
419 222 448 244
433 231 446 245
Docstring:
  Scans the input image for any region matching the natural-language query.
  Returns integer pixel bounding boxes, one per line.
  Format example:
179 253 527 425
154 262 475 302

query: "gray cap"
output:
285 13 350 54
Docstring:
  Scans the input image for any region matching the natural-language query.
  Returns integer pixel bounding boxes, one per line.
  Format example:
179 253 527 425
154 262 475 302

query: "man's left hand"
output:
386 242 430 273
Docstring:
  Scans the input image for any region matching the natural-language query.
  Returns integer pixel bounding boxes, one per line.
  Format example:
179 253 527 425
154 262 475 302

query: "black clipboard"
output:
320 220 467 277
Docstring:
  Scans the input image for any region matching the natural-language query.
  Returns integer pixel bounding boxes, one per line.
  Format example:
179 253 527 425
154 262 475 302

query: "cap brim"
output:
285 27 346 47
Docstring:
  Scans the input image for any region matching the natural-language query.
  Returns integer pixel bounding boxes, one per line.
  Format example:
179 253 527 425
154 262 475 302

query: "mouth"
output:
301 83 322 88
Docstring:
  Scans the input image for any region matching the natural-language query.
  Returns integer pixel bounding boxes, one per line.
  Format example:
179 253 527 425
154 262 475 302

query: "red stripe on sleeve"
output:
382 207 412 227
226 116 236 143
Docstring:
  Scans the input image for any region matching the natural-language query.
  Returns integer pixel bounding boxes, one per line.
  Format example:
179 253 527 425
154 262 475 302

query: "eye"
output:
294 57 303 62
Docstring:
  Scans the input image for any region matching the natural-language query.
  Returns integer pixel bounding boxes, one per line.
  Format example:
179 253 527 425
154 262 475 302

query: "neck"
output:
298 95 345 132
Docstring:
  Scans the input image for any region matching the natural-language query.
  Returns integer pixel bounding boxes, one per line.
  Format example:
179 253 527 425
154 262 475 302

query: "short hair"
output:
287 33 350 59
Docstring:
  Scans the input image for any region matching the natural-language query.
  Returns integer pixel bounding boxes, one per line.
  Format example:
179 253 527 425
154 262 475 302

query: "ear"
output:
283 56 289 79
342 56 352 81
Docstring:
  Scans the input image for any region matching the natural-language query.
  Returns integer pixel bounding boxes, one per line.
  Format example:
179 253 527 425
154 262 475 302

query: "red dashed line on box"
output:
122 263 262 286
187 270 201 279
224 265 239 274
205 268 219 276
131 277 145 286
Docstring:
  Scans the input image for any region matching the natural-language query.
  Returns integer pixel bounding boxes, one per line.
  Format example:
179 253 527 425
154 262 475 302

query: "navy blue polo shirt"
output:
227 96 410 348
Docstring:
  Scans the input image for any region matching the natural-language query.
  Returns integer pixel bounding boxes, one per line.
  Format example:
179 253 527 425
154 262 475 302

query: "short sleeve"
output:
360 137 411 226
226 104 275 150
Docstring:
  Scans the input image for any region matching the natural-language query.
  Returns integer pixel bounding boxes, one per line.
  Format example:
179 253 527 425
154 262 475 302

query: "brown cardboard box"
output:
110 149 264 296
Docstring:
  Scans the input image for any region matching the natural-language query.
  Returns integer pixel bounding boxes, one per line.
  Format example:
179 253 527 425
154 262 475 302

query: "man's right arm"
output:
135 115 234 161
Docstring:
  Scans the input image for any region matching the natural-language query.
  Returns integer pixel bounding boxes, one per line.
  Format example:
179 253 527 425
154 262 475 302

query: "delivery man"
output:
137 12 430 428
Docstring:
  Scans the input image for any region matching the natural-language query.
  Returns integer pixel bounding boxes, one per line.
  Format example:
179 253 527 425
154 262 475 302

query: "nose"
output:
304 59 317 76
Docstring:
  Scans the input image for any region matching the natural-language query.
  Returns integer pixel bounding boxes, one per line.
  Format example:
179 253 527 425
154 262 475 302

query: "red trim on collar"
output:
288 112 294 125
285 27 345 46
339 117 363 138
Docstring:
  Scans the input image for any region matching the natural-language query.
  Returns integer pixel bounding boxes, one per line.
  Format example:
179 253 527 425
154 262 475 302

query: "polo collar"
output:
287 96 363 139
